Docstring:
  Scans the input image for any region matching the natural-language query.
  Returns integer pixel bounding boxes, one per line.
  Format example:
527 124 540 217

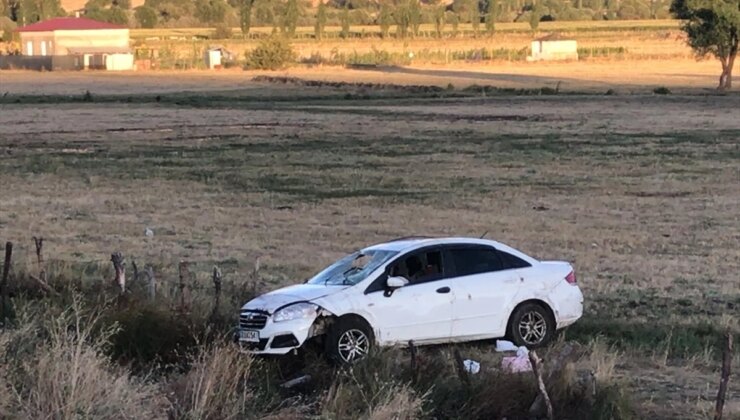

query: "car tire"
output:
325 316 374 364
507 303 555 348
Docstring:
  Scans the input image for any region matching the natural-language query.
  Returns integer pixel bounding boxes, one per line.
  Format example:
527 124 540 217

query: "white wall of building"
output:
529 40 579 61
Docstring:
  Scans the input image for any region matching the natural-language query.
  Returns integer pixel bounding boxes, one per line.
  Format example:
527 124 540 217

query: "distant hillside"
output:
61 0 145 12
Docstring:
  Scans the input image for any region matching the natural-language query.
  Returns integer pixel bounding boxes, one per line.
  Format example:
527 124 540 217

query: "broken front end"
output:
235 303 332 354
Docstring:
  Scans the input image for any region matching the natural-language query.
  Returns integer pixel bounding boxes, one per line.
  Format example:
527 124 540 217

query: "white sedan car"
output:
237 237 583 363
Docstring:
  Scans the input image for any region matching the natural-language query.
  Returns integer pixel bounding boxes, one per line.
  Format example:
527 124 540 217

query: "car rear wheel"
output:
508 303 554 348
326 317 374 364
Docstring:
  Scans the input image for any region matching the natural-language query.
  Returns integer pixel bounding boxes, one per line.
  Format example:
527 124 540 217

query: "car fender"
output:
312 291 381 338
506 291 559 324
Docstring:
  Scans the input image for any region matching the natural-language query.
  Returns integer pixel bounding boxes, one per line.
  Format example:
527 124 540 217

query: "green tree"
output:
134 5 157 27
433 5 446 38
409 0 421 36
671 0 739 90
195 0 227 25
315 1 326 40
282 0 299 37
379 1 392 38
339 2 350 38
449 10 459 37
469 0 480 36
395 1 410 38
529 0 541 32
485 0 498 36
605 0 618 19
107 3 128 23
85 0 129 25
239 0 253 38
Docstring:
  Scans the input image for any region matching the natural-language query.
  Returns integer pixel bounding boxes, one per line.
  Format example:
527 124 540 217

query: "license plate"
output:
239 330 259 342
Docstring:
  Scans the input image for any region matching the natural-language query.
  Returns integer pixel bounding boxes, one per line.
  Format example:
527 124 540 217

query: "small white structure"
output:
205 48 222 69
528 34 578 62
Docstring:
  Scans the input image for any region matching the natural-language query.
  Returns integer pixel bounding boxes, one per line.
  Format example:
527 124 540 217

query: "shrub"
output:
105 303 197 371
168 342 254 419
135 5 158 29
0 16 17 42
167 342 307 419
0 298 160 418
653 86 671 95
212 24 233 40
245 36 297 70
318 348 426 419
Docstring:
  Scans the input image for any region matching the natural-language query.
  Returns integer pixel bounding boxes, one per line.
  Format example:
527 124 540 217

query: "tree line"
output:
2 0 675 31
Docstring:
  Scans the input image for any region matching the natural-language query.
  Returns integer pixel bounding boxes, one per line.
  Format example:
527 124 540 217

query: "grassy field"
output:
0 70 738 418
125 19 692 68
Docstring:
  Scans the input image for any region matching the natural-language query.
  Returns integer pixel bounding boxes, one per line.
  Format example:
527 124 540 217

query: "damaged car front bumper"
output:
234 308 321 355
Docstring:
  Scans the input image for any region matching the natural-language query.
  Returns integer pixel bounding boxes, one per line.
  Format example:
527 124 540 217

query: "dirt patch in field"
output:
1 58 737 96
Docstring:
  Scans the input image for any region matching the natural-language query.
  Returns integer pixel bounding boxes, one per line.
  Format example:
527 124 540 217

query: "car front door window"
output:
360 248 454 344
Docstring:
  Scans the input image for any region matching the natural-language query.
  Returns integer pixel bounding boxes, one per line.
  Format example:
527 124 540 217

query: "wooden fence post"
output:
529 350 554 420
210 266 222 321
131 260 139 286
111 252 125 294
1 242 12 322
146 265 156 301
409 340 417 373
714 330 733 420
452 348 470 387
33 236 46 281
178 261 190 312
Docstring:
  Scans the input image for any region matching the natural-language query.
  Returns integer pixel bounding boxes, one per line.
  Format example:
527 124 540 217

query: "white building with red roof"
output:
15 17 132 70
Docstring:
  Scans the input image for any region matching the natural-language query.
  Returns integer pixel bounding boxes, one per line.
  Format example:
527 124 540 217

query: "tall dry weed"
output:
168 342 254 420
1 296 162 419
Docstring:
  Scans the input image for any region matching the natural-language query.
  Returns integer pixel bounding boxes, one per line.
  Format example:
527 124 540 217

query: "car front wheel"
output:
508 303 554 348
326 317 374 364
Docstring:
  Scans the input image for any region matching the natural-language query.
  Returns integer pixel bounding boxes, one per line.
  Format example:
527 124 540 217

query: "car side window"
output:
389 250 445 285
498 250 531 269
449 247 504 277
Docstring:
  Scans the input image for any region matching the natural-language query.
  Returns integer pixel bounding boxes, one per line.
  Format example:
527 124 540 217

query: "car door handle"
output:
436 287 450 294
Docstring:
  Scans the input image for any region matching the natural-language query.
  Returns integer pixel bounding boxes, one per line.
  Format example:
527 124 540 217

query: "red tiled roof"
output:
16 17 126 32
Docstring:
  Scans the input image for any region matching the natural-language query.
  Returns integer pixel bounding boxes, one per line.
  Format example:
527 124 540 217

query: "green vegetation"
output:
3 0 675 34
244 35 296 69
238 0 253 38
315 1 326 41
670 0 739 90
84 0 130 25
339 2 350 39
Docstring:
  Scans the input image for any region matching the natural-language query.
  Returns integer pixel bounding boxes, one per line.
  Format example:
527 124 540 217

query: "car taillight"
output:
565 271 577 285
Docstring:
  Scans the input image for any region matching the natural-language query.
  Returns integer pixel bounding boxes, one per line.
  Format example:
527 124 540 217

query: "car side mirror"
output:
386 276 409 289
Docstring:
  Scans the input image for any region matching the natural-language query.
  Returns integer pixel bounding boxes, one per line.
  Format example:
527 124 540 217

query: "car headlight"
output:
272 302 318 323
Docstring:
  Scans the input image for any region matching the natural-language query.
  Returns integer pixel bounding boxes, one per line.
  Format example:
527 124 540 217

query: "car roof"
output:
363 236 537 262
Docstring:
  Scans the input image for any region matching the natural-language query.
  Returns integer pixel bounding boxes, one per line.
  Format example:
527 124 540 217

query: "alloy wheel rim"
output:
337 329 369 362
518 311 547 345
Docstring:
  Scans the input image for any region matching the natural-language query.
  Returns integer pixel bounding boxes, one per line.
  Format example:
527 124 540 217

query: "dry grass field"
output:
0 57 733 94
127 20 693 68
0 65 738 419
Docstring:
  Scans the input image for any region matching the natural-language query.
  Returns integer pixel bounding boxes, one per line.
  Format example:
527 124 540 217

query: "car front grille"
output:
239 310 268 330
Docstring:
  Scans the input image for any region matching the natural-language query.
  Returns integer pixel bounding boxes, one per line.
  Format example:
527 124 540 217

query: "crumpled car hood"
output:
241 284 348 313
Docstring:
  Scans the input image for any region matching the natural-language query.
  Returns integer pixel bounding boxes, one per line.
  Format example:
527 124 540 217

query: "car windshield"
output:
307 250 398 286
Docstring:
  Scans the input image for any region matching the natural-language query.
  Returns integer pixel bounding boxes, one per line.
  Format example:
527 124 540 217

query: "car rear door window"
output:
449 247 504 277
497 251 531 269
